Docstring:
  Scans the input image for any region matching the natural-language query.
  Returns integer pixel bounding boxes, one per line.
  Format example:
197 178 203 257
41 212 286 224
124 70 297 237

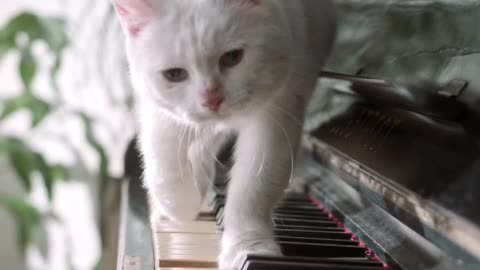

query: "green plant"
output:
0 12 114 269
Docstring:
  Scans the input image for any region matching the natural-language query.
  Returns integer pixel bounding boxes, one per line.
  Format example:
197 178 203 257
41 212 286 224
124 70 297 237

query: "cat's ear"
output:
111 0 154 37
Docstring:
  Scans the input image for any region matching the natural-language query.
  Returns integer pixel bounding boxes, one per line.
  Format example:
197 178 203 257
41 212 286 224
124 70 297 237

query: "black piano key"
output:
243 255 384 266
214 194 226 201
241 255 385 270
280 242 367 258
274 209 329 216
283 193 309 199
273 217 338 227
213 200 225 215
277 205 322 211
274 229 352 239
277 202 318 207
243 260 384 270
274 225 345 232
212 190 389 270
281 198 312 204
275 236 359 246
272 213 332 221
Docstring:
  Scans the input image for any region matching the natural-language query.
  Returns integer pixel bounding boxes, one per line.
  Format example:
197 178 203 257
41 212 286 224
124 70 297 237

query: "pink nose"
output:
204 96 224 112
202 87 224 112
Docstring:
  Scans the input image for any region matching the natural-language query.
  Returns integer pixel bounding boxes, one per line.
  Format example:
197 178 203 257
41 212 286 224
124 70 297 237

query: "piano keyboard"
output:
153 185 390 269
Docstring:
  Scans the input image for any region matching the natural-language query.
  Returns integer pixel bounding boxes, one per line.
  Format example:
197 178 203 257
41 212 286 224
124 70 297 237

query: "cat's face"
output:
114 0 291 125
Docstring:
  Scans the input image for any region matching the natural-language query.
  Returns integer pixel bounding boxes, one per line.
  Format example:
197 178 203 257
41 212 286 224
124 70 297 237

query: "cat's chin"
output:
181 112 231 126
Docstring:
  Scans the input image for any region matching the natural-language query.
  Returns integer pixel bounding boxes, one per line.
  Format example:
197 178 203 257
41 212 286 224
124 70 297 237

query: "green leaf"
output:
34 153 56 199
0 138 66 198
0 195 42 254
39 17 68 53
0 96 29 121
30 97 51 127
2 13 68 51
0 29 14 61
0 140 8 152
0 95 51 127
2 13 43 42
79 113 109 182
51 165 68 182
19 49 37 91
50 57 62 95
8 141 36 191
34 154 68 200
94 259 102 270
0 12 68 95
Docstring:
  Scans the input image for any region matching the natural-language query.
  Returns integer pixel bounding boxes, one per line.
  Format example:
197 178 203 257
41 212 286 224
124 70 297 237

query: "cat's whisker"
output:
201 127 228 170
256 152 266 178
263 110 295 186
190 127 213 192
194 127 223 195
269 102 303 127
177 125 188 184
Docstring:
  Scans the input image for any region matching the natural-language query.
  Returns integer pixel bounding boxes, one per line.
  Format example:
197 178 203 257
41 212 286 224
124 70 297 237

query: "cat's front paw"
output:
149 181 203 223
218 232 281 269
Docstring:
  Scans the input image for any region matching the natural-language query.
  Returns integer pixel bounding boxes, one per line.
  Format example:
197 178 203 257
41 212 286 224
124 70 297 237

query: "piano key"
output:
283 195 311 200
277 201 316 207
281 195 312 203
272 213 332 221
242 260 384 270
275 236 359 246
281 198 313 204
155 233 220 244
160 269 217 270
273 209 329 216
155 231 219 268
154 221 219 234
276 205 323 211
158 259 217 268
241 255 384 270
242 255 384 266
273 217 338 227
279 242 367 257
154 188 388 270
274 229 353 239
274 225 345 231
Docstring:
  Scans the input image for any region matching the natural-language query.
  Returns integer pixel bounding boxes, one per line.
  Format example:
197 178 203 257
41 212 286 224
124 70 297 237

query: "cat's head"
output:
113 0 291 125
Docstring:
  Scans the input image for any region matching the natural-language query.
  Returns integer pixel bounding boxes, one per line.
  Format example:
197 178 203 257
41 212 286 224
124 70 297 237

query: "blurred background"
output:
1 1 479 270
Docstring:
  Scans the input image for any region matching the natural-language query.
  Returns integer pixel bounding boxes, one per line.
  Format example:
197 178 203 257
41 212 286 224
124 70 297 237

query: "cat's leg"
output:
219 97 305 268
140 116 202 223
188 130 229 201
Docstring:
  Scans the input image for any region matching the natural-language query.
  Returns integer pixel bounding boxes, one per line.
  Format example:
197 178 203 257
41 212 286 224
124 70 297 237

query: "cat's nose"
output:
202 87 224 112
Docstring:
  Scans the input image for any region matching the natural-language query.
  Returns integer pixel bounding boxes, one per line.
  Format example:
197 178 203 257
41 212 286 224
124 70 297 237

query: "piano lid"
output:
305 73 480 261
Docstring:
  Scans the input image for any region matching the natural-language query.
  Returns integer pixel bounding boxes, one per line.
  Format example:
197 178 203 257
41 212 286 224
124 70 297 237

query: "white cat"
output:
112 0 337 268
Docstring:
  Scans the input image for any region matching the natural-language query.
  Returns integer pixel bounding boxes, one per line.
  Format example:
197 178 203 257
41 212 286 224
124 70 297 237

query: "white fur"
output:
112 0 337 268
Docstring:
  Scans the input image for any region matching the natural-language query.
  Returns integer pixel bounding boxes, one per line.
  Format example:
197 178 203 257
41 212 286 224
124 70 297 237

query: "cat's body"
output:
112 0 337 268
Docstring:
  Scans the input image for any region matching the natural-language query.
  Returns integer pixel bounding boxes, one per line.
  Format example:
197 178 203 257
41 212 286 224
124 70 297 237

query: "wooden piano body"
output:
116 72 480 270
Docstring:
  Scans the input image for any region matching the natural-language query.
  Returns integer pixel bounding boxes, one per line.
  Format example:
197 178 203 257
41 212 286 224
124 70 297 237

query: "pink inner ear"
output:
112 0 153 37
116 5 130 16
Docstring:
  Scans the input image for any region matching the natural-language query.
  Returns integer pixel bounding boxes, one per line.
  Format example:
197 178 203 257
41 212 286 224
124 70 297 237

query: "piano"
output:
116 72 480 270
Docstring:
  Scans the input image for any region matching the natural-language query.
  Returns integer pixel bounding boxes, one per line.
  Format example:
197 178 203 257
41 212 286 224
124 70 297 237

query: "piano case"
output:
116 72 480 270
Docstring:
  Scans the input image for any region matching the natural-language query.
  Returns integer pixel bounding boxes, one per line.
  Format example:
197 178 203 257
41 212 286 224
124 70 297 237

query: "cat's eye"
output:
220 49 244 69
162 68 189 82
